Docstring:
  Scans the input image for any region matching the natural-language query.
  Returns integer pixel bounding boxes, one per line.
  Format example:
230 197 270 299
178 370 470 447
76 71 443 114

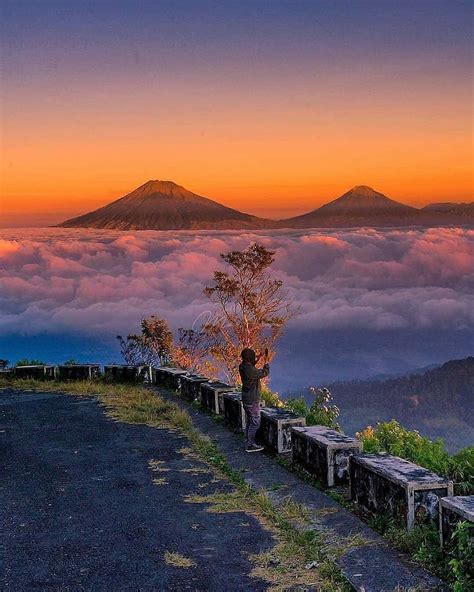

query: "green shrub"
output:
285 387 340 430
449 521 474 591
258 384 340 431
358 420 473 495
15 358 45 366
449 447 474 495
260 384 286 408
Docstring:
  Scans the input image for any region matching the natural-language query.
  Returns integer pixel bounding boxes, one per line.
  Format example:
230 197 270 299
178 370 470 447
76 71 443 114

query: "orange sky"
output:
1 1 472 227
2 84 472 226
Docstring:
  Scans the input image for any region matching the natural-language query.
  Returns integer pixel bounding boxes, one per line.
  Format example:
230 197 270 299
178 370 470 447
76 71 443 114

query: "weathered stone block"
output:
137 365 153 383
439 496 474 549
164 368 187 391
257 407 306 454
14 365 56 380
104 364 150 382
200 381 235 414
292 426 362 487
57 364 101 380
180 374 208 402
152 367 167 386
223 392 246 432
155 367 187 390
350 453 454 529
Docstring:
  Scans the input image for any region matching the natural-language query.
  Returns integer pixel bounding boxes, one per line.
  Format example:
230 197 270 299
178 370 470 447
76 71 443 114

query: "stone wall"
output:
7 361 469 552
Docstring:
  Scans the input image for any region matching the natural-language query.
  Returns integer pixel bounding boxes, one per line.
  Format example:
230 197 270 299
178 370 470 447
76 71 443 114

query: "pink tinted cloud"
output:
0 227 472 337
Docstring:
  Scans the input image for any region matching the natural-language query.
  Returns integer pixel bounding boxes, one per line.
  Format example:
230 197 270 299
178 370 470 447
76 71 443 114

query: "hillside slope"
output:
324 357 474 451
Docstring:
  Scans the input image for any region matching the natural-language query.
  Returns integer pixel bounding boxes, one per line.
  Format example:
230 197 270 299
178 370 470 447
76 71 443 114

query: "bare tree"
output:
117 316 173 367
203 242 298 382
117 334 143 366
172 327 216 377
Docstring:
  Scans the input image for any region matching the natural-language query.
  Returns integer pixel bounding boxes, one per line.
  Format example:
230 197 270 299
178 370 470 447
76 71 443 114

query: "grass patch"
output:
316 507 341 518
2 377 351 591
179 467 211 475
149 460 170 472
367 515 454 585
184 489 350 591
163 551 195 568
152 477 168 486
2 378 191 430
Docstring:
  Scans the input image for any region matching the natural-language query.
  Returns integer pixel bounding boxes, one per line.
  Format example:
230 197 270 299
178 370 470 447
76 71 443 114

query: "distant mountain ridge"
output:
57 180 473 230
422 202 474 217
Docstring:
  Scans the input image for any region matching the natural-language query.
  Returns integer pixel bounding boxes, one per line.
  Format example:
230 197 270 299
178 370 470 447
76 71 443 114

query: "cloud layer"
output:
1 227 473 342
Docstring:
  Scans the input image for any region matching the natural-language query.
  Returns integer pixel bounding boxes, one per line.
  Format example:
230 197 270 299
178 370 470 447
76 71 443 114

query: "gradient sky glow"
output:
1 0 472 226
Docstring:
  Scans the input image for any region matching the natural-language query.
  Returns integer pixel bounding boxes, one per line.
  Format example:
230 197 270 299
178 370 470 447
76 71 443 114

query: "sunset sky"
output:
1 0 472 227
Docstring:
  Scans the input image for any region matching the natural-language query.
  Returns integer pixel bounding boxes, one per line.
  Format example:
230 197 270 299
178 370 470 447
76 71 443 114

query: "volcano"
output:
58 181 472 231
58 180 272 230
280 185 422 228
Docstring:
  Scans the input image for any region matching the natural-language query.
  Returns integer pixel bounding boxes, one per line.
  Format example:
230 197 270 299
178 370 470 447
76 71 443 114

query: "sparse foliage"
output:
203 242 298 382
449 521 473 592
172 327 216 376
0 359 9 370
117 334 143 366
285 388 340 430
117 316 173 367
15 358 45 366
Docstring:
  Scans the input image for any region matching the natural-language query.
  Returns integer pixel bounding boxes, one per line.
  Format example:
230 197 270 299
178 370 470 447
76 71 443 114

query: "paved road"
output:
0 389 273 591
157 387 446 592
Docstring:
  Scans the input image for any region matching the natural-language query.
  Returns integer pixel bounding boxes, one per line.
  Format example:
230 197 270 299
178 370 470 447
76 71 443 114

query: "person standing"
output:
239 348 270 452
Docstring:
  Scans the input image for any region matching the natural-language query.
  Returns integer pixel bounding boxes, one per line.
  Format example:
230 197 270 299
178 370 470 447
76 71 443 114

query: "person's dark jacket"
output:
239 353 270 405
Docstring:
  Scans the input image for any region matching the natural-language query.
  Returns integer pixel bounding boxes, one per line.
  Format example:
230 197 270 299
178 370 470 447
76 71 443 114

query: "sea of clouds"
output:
1 227 473 390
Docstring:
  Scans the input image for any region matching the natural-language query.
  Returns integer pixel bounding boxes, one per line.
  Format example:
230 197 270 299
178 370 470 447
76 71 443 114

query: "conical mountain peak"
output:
348 185 379 195
58 179 271 230
280 184 420 228
131 180 191 198
319 185 412 213
57 179 471 231
142 179 177 188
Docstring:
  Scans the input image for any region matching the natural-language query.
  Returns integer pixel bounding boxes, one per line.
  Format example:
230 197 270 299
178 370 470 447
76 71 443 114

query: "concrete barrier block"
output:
156 368 187 391
350 453 454 529
166 368 187 391
292 426 362 487
439 495 474 549
153 367 168 386
257 407 305 454
223 392 246 432
14 365 56 380
57 364 101 380
104 364 151 382
200 381 235 414
180 374 208 402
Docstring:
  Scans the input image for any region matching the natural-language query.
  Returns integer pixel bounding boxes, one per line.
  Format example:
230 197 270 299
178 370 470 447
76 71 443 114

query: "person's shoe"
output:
245 444 264 453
